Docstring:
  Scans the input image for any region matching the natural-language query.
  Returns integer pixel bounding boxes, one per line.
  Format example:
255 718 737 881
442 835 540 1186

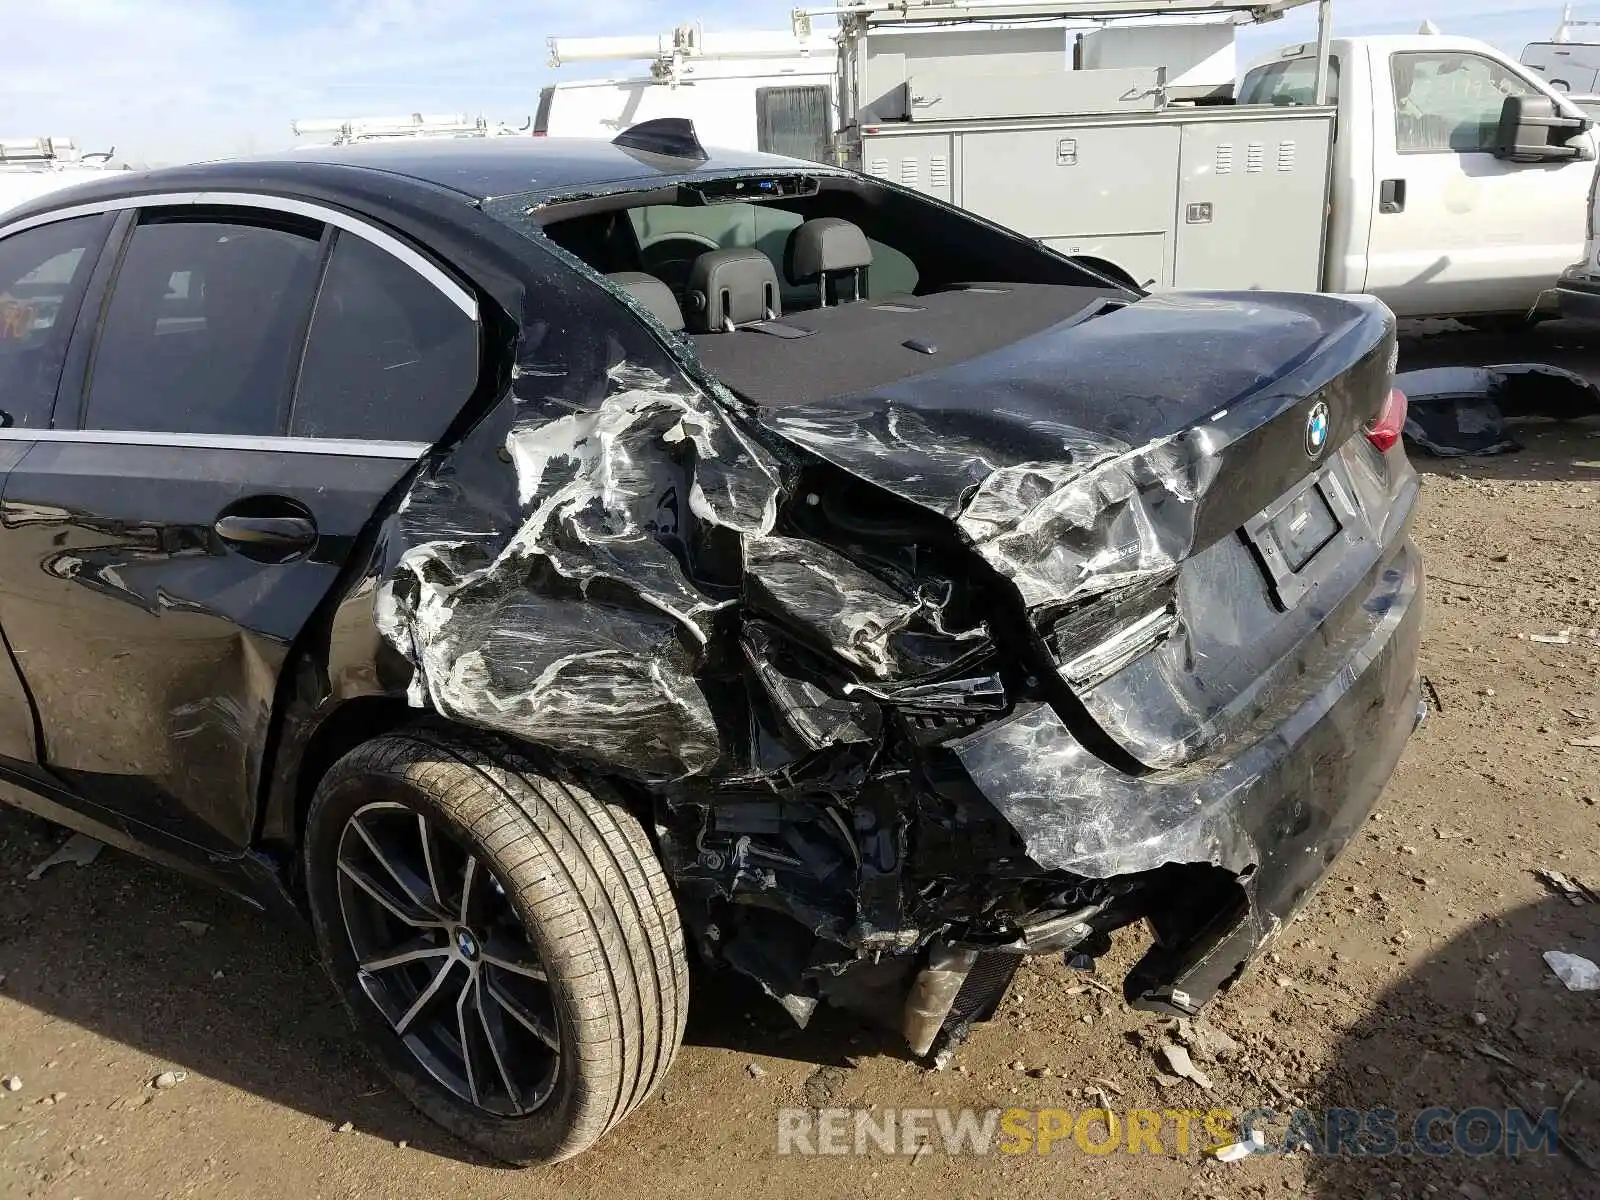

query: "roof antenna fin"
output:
612 118 708 162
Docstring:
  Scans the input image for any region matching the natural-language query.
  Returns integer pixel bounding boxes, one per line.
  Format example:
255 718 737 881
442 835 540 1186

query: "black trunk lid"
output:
752 288 1402 769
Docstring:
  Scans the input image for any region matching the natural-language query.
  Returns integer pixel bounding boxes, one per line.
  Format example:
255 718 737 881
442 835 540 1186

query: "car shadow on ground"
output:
0 807 502 1164
4 811 1599 1190
1298 892 1600 1198
0 806 890 1168
1406 423 1600 487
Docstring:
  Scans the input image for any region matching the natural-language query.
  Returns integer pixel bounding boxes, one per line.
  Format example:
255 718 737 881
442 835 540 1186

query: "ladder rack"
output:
547 24 836 88
289 113 530 143
1555 4 1600 41
806 0 1333 106
791 0 1311 33
0 136 114 169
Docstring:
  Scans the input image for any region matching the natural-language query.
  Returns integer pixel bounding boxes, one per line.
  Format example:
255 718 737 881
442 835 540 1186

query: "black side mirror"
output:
1494 94 1591 163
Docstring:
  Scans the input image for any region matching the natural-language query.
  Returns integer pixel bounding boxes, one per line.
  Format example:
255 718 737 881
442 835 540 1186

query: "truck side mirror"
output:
1494 94 1592 163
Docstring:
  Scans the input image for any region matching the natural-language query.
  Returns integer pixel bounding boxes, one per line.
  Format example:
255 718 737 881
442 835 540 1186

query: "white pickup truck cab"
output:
1244 35 1597 322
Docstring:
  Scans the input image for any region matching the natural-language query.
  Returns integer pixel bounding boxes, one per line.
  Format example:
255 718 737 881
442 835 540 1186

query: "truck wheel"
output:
302 730 687 1164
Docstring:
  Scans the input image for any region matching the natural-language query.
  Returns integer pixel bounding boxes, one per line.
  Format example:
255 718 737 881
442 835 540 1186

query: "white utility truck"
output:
549 0 1598 323
1234 30 1595 321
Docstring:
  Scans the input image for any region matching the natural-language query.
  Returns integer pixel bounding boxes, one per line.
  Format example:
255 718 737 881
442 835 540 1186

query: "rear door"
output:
1363 46 1594 317
0 198 480 853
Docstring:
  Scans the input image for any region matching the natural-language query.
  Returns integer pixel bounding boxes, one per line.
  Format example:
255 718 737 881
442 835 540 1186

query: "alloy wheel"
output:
334 802 560 1117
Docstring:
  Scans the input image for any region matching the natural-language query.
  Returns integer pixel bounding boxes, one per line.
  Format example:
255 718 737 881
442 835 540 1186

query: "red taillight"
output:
1366 387 1407 453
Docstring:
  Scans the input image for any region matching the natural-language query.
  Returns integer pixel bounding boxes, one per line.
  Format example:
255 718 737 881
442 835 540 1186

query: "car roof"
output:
242 138 819 202
0 136 830 231
260 137 821 201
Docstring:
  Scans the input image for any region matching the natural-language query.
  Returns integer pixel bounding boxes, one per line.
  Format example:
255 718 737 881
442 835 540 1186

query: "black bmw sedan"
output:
0 121 1423 1163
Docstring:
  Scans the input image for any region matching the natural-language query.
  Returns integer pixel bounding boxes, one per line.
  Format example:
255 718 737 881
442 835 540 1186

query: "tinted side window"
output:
85 219 321 435
290 231 478 443
0 216 108 428
756 86 833 164
1392 52 1538 153
1238 57 1341 106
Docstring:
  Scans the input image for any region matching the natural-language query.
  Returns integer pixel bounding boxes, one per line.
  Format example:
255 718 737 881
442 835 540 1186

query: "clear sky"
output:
1 0 1577 165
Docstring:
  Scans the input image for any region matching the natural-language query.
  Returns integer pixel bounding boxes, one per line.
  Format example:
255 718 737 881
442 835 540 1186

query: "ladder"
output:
547 24 835 87
289 113 530 143
804 0 1331 104
790 0 1312 35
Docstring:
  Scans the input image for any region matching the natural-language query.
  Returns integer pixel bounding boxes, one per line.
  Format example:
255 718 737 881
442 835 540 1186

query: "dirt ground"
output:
2 324 1599 1200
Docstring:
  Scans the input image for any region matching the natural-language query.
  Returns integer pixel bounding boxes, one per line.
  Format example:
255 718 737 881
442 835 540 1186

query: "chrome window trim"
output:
0 427 429 459
0 191 478 320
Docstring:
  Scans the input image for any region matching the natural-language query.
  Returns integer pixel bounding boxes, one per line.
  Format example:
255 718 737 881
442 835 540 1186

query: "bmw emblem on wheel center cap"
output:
455 928 480 960
1305 400 1330 459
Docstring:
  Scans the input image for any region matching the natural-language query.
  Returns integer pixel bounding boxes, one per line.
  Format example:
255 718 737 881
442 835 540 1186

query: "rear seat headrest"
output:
685 248 781 333
784 218 874 284
605 271 684 332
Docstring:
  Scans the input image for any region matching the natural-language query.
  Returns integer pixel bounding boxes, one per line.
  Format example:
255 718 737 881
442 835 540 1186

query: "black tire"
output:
303 729 688 1164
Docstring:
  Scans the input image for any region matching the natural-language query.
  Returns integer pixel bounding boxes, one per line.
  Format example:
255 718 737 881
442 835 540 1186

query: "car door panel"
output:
0 438 423 852
0 443 41 763
1364 47 1594 317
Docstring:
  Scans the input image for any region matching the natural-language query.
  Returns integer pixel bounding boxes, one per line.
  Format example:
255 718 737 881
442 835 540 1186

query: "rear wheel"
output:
303 730 687 1164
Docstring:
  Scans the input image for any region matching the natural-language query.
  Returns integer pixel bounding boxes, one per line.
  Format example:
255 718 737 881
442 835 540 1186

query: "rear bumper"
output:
1557 269 1600 323
953 536 1426 1014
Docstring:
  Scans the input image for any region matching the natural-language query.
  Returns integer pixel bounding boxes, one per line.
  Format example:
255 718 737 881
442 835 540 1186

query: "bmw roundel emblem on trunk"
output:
1305 401 1330 459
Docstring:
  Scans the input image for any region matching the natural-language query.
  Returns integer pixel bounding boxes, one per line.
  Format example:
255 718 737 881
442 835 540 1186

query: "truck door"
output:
1363 47 1595 318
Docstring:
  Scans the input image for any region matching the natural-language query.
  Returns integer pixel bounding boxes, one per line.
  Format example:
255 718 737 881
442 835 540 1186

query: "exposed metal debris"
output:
376 360 781 781
25 832 104 881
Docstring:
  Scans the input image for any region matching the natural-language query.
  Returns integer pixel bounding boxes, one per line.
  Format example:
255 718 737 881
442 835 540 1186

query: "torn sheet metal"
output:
743 536 923 679
760 402 1213 612
758 291 1388 612
951 703 1257 880
739 623 882 752
376 359 783 781
1397 362 1600 457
